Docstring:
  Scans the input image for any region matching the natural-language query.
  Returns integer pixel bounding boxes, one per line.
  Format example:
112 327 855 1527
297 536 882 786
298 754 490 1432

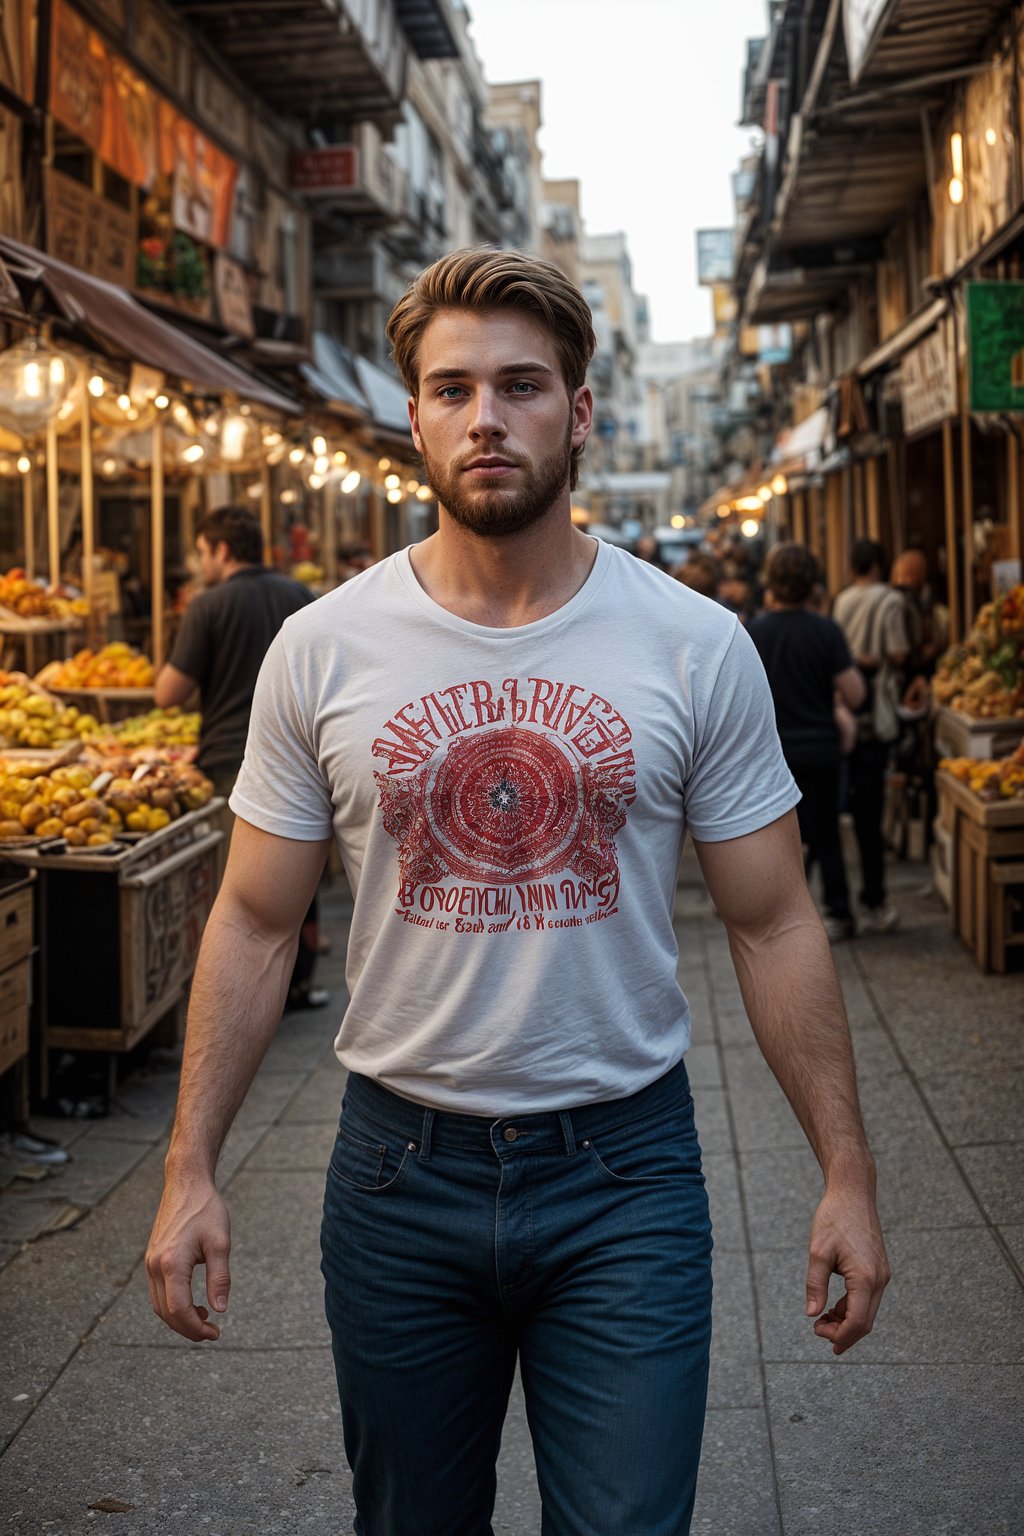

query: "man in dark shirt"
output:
155 506 326 1007
749 543 866 941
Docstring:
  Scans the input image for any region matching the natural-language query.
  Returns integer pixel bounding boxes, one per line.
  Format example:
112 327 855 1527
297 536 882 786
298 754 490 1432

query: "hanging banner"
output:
160 101 238 251
844 0 893 85
967 282 1024 413
213 253 254 338
50 0 158 187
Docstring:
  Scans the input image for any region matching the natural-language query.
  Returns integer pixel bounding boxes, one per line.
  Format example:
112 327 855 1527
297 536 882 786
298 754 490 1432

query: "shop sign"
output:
194 64 249 157
0 0 35 104
213 252 254 338
967 282 1024 413
900 325 957 437
132 3 180 94
45 168 135 287
843 0 892 85
712 284 737 335
696 229 734 287
291 146 360 195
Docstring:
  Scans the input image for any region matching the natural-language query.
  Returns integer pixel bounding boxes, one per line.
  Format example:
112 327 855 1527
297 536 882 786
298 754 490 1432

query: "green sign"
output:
967 281 1024 412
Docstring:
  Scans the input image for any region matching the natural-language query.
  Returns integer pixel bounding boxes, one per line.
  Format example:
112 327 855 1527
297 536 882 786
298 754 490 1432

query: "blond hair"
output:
386 247 596 490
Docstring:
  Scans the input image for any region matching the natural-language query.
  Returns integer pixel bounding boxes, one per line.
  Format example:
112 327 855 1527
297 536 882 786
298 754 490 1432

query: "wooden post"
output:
151 416 165 668
322 482 337 588
825 473 844 597
45 418 59 588
260 461 273 566
22 465 34 580
942 418 960 644
79 378 95 614
866 456 881 539
1008 431 1021 565
180 476 198 561
959 360 974 631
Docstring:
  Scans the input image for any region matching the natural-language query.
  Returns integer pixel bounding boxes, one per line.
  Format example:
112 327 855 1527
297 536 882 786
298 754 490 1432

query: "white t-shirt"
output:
231 540 799 1114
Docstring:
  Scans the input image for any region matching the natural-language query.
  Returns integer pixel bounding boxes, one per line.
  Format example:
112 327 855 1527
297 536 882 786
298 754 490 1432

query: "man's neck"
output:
409 503 598 628
220 560 257 582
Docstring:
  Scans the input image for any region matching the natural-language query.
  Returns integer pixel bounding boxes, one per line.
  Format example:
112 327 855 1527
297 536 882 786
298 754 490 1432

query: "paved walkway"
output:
0 851 1021 1533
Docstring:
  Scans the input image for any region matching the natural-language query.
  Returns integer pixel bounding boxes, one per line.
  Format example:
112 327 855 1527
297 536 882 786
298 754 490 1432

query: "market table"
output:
0 801 223 1097
48 685 156 725
935 770 1024 973
933 705 1024 761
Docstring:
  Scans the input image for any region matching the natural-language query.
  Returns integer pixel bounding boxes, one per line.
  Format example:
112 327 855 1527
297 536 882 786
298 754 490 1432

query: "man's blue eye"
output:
510 381 537 393
439 386 464 398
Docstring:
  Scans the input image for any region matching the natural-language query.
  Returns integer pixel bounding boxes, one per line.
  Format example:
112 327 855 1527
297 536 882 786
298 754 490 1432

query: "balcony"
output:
292 122 406 226
166 0 414 126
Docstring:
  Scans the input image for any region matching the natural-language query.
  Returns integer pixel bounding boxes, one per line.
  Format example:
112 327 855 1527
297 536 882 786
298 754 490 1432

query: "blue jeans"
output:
320 1061 713 1535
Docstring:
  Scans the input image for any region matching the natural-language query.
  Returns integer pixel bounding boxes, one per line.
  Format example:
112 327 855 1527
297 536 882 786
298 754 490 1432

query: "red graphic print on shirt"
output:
372 676 636 918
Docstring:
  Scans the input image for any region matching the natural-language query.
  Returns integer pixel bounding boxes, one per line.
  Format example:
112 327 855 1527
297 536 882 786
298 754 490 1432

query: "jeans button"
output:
502 1126 519 1142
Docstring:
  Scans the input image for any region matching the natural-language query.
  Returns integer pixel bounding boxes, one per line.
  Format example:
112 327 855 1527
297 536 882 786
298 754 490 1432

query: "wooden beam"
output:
1008 431 1022 565
866 455 881 539
45 419 59 589
959 360 974 632
79 377 94 615
151 417 165 669
22 466 34 581
260 462 273 566
942 418 960 643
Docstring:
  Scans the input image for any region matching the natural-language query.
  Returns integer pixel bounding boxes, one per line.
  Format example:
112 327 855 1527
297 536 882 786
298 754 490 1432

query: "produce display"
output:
36 643 156 691
0 674 100 748
941 741 1024 801
0 758 214 846
933 586 1024 719
0 568 88 623
88 707 200 755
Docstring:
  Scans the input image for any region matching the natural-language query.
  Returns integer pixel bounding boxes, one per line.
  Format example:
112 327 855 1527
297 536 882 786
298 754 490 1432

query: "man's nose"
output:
468 389 507 440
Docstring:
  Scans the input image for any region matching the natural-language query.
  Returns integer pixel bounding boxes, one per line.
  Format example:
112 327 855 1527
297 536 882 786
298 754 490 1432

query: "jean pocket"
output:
329 1125 411 1193
584 1110 704 1188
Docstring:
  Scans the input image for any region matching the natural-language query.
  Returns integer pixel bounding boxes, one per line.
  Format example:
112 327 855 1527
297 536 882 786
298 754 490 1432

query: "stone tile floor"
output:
0 851 1021 1533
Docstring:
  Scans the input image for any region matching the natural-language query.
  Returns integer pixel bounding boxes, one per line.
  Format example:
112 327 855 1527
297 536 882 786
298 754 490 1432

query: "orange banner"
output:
50 0 236 249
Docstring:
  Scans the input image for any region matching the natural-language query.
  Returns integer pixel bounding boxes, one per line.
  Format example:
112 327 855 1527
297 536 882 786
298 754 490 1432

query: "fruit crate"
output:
0 868 34 1086
935 771 1024 972
49 687 156 726
934 706 1024 761
0 806 223 1082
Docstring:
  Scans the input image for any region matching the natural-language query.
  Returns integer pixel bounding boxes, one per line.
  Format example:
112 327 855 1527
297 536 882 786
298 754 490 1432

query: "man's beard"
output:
420 420 573 539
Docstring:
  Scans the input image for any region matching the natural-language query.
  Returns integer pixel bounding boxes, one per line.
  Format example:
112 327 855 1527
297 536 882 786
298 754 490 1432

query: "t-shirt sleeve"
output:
228 629 335 841
882 594 910 657
684 621 801 843
168 597 210 686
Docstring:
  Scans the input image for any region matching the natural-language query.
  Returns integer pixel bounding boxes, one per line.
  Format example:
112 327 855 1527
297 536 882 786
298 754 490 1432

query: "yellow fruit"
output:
36 817 64 837
86 830 113 846
63 825 86 846
19 799 46 829
125 809 149 831
0 819 24 838
77 816 102 836
148 807 170 830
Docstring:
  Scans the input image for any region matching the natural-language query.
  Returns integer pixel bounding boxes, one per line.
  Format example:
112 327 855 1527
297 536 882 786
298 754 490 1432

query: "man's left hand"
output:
805 1188 891 1355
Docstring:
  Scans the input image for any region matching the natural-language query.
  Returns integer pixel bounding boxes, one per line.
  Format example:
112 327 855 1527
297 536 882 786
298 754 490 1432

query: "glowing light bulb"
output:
670 514 685 529
717 503 731 518
280 488 298 505
289 446 306 465
406 479 419 493
221 414 248 462
384 473 401 489
313 455 329 475
740 518 760 538
154 394 169 410
312 435 327 456
49 358 66 387
387 487 403 504
378 457 391 471
182 443 205 463
308 473 325 490
16 454 31 474
263 431 282 448
415 485 433 502
117 393 131 412
986 128 997 148
333 450 348 466
88 375 105 399
101 458 118 476
771 473 788 496
24 363 42 399
341 470 361 494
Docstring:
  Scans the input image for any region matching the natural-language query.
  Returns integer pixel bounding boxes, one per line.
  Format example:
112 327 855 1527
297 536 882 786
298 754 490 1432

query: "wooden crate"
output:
0 955 30 1077
0 874 34 972
936 771 1024 971
934 707 1024 761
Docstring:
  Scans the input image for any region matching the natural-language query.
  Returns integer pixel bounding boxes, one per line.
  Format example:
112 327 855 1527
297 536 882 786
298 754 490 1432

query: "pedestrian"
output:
749 543 866 941
153 505 327 1009
832 538 910 932
146 250 889 1536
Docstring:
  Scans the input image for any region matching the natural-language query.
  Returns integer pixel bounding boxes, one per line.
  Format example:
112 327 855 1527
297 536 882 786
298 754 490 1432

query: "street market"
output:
0 1 1022 1533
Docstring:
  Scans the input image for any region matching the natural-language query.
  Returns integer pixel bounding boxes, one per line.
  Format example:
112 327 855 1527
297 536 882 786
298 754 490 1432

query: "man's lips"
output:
462 459 519 477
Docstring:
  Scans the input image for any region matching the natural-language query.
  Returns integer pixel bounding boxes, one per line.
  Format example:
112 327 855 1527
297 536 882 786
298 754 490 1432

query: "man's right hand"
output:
146 1177 232 1342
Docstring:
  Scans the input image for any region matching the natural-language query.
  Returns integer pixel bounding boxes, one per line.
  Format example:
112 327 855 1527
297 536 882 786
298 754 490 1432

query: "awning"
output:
771 407 830 469
353 355 412 438
0 237 299 415
300 332 370 419
856 298 947 378
583 471 672 496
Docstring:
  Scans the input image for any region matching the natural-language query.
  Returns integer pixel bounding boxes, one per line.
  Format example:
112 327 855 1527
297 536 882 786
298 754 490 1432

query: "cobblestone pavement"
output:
0 851 1021 1533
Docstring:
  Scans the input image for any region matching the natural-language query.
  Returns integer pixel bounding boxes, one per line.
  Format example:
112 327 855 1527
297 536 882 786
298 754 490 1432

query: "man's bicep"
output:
154 663 198 709
693 811 810 936
218 818 331 938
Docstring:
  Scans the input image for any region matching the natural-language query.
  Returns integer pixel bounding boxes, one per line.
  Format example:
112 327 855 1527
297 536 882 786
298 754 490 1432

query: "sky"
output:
465 0 769 344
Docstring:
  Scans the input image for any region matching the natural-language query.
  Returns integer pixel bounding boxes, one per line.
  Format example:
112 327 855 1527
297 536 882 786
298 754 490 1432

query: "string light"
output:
280 488 298 505
88 375 105 399
308 473 325 490
771 474 788 496
384 473 401 490
378 457 391 471
740 518 760 538
333 450 348 466
386 487 403 504
312 434 327 456
313 455 330 475
182 443 205 463
154 394 169 410
288 446 306 465
101 457 118 476
341 470 361 494
117 394 131 412
16 454 31 474
415 485 433 502
949 131 965 205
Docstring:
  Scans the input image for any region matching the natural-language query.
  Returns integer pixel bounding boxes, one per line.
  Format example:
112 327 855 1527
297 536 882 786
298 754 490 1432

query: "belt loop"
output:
558 1111 576 1156
419 1108 435 1162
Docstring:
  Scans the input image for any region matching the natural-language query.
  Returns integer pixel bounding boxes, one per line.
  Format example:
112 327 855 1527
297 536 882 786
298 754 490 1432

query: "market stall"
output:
936 752 1024 973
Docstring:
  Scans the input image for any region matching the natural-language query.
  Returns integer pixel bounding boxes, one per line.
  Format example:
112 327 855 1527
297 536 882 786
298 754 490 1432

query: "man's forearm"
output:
165 897 299 1180
726 913 873 1185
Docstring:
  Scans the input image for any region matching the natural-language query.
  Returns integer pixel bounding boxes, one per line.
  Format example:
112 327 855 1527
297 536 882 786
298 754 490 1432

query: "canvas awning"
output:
0 237 299 415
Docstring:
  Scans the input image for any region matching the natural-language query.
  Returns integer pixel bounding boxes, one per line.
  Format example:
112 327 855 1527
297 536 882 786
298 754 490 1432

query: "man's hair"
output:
196 506 263 566
851 537 887 578
672 555 718 598
765 542 821 605
386 247 597 491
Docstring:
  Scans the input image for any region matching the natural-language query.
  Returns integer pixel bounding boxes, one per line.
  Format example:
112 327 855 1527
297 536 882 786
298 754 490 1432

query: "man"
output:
832 538 910 933
147 251 889 1536
154 506 325 1009
750 543 866 941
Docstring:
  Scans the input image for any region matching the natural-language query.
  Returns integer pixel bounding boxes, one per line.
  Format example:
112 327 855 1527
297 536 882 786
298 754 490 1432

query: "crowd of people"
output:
651 531 948 940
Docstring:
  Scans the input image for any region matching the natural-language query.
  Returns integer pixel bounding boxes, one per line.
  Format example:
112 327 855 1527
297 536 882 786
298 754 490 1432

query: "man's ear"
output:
408 396 422 452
